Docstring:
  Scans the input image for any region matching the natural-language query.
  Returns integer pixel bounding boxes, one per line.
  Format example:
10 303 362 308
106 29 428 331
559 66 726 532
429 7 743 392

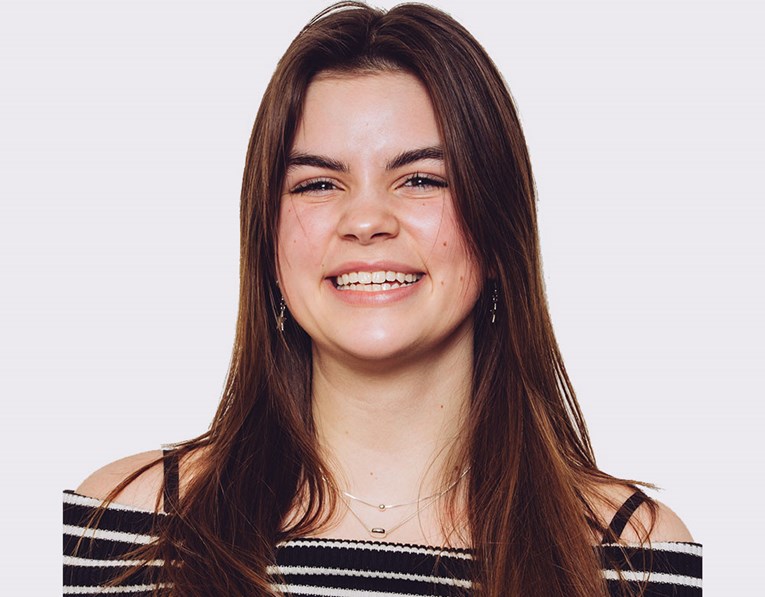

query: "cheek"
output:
277 203 340 307
277 202 324 272
424 205 479 288
277 204 310 288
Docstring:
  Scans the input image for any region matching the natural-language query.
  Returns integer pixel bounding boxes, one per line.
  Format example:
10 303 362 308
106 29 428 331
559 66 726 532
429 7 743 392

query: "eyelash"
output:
289 173 448 195
290 178 337 194
402 173 448 189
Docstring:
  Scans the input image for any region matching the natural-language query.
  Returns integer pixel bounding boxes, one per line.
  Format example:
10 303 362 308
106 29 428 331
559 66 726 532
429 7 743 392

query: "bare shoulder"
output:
76 450 165 510
636 497 695 543
592 482 695 544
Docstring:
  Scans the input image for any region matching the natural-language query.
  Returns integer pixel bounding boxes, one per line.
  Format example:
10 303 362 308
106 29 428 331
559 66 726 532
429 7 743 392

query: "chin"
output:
323 334 426 366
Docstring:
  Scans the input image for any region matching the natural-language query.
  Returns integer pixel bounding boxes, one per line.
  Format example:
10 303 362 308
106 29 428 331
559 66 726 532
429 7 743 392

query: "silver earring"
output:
276 295 286 332
490 284 498 324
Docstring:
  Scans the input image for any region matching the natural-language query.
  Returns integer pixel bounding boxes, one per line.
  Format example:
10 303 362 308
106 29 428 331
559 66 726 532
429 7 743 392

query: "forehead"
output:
306 68 432 103
293 71 442 156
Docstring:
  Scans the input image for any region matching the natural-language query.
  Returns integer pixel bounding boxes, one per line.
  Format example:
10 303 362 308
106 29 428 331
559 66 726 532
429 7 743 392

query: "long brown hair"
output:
101 3 654 595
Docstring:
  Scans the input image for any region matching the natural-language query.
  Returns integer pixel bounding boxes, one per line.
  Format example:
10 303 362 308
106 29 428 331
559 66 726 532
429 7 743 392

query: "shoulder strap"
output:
602 490 647 543
162 447 180 514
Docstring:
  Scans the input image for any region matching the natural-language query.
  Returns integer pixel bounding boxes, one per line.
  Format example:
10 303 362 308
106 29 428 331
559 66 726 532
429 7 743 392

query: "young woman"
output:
63 3 702 595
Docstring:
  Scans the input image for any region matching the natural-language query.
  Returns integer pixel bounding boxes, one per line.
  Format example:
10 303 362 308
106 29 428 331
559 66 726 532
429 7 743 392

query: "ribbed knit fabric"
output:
63 490 702 596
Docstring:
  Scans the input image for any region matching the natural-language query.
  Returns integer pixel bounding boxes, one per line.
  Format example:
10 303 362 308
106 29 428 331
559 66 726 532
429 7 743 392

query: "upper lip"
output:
325 261 425 278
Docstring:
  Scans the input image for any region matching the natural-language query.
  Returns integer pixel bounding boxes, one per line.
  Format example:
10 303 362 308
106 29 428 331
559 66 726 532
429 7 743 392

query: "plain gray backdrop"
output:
1 0 763 593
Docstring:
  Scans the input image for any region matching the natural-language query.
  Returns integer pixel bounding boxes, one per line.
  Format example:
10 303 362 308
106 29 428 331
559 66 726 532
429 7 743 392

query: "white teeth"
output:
334 271 423 291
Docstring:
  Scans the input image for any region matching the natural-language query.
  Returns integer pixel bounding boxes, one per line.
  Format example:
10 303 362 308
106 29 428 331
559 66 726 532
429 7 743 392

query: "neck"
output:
311 324 473 505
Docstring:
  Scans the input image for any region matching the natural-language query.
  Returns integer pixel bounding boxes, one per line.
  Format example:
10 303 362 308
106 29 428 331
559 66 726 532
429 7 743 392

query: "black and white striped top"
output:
63 490 702 596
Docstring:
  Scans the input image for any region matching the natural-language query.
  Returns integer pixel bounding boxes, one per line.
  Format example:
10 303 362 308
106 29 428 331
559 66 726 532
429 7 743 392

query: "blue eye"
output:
291 178 337 194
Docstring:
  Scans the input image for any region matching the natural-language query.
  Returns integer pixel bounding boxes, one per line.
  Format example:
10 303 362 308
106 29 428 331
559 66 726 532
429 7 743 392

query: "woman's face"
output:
277 71 481 364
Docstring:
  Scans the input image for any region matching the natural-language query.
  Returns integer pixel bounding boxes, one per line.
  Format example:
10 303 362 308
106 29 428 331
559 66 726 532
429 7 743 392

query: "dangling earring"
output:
490 283 498 324
276 295 286 332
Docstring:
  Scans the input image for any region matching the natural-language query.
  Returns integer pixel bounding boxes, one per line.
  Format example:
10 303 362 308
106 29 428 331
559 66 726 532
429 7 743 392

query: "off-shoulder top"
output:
63 455 702 595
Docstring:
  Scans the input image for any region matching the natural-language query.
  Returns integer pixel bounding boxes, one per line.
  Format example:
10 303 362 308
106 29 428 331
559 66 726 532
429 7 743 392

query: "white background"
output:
1 0 762 593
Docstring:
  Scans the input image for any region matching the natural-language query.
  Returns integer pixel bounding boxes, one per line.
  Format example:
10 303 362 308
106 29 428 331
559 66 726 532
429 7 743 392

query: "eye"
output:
289 178 338 195
401 173 448 190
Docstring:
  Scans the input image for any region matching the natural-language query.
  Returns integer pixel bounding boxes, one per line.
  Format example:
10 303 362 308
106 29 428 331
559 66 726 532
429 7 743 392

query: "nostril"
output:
336 202 400 244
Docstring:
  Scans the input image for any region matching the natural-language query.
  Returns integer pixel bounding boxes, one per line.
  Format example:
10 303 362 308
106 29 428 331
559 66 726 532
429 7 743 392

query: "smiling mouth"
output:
334 270 424 292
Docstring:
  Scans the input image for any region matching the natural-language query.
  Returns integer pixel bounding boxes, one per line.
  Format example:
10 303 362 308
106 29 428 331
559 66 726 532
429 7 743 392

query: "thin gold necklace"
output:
340 468 470 511
339 469 469 539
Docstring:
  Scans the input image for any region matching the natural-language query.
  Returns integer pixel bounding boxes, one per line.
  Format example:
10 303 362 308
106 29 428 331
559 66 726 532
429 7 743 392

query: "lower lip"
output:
326 277 424 305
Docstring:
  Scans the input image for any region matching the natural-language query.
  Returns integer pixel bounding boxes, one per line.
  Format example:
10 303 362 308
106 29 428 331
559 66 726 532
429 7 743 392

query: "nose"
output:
336 187 400 245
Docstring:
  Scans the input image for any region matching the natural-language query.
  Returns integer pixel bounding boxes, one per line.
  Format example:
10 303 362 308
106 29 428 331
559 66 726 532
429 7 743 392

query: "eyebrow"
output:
286 145 444 173
287 153 348 172
385 146 444 170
